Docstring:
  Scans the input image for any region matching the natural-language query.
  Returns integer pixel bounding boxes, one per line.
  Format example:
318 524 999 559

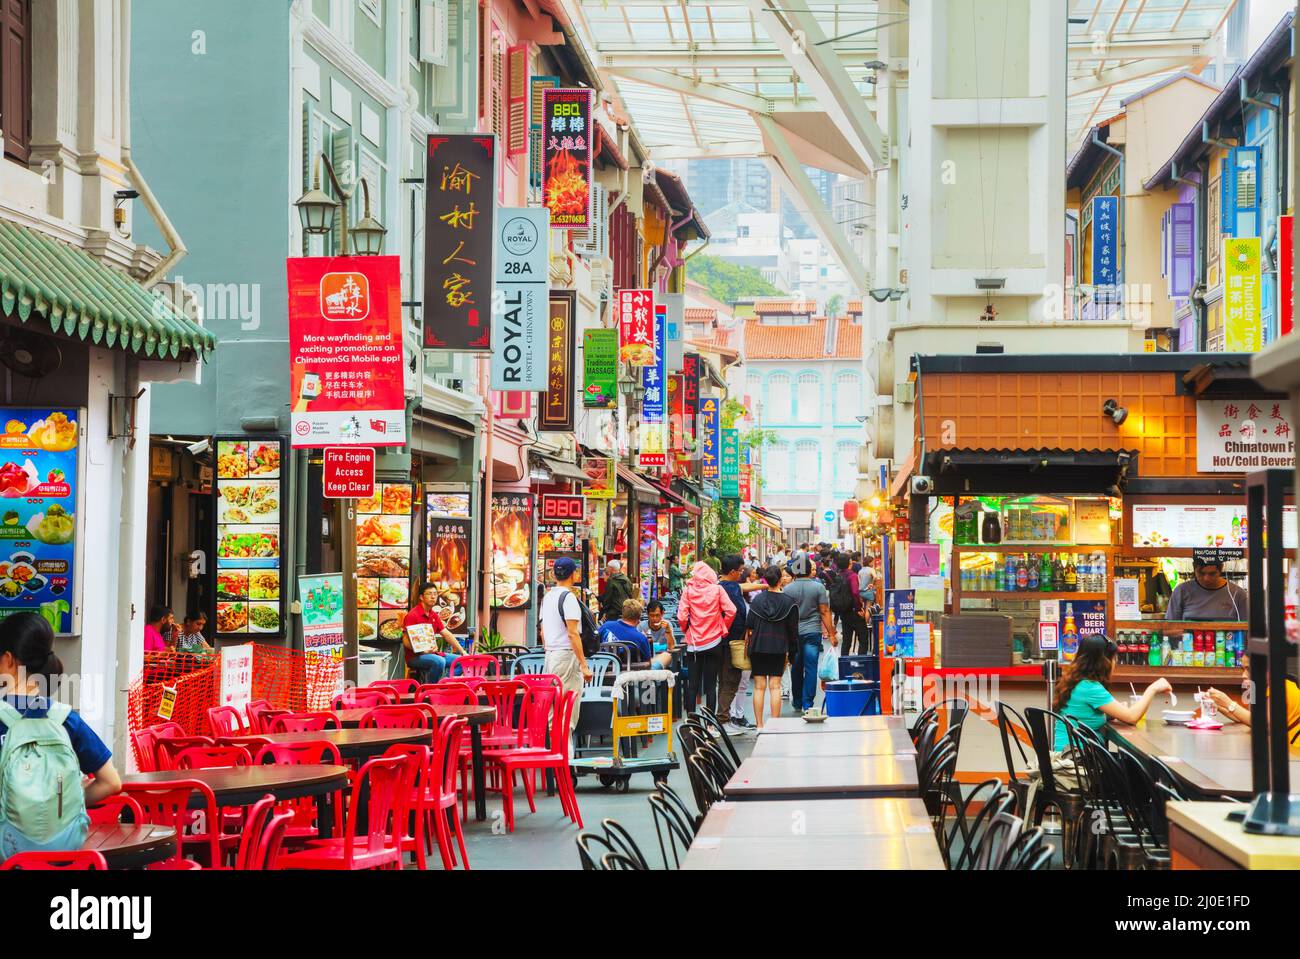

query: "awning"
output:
0 219 217 359
1182 361 1284 399
889 448 918 500
744 504 783 532
922 448 1139 496
615 463 660 503
536 454 590 484
651 478 699 516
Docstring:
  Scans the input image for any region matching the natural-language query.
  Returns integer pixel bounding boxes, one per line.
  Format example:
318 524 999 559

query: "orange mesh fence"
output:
127 646 344 766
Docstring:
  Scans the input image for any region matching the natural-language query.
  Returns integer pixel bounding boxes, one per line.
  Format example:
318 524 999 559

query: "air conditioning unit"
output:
875 404 895 460
894 380 916 404
911 475 934 496
874 341 894 397
857 443 874 474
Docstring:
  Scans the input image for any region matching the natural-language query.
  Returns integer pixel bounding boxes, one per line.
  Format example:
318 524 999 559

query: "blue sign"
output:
823 510 836 523
1092 195 1119 288
642 306 666 425
884 589 915 658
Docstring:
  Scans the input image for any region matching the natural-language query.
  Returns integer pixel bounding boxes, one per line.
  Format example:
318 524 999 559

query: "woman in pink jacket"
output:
677 562 737 714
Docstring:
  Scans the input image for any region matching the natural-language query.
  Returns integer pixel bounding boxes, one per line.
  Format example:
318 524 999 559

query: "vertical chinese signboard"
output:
1092 195 1118 289
1282 214 1294 337
682 353 700 444
287 256 406 448
700 396 720 481
721 429 740 499
354 482 415 648
491 207 550 391
617 289 655 366
541 290 576 432
0 408 81 634
540 88 593 230
1223 237 1262 352
425 492 473 642
582 328 618 409
667 374 685 452
214 437 286 640
490 493 534 610
739 464 753 502
424 134 495 351
640 305 667 469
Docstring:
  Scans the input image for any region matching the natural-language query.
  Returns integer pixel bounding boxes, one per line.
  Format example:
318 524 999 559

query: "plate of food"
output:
248 601 281 633
358 610 378 641
217 602 248 633
379 578 409 609
216 442 249 479
381 484 413 515
356 577 380 608
356 514 409 547
218 526 280 559
377 614 405 643
248 443 281 477
249 569 280 601
357 547 410 579
218 570 248 601
1163 710 1196 726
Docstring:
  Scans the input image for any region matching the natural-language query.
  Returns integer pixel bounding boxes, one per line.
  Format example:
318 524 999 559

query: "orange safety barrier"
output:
127 646 344 767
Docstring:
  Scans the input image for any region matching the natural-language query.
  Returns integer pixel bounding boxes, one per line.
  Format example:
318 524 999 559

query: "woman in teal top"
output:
1054 635 1171 749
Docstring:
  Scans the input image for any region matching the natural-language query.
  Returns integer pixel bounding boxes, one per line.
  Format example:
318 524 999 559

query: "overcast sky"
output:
1247 0 1294 50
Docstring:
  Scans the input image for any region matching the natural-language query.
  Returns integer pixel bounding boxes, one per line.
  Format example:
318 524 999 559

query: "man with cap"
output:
540 556 593 733
600 558 636 622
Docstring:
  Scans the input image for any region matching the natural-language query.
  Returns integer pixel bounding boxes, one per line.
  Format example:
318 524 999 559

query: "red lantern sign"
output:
843 500 858 522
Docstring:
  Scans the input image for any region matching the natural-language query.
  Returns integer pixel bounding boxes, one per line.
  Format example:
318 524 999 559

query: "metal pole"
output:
480 357 495 649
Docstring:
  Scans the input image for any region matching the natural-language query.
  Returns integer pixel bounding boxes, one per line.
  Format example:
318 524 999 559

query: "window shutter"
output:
1231 146 1261 238
507 44 528 157
418 0 448 65
529 75 558 191
1160 209 1170 283
1170 202 1195 298
573 184 608 257
1220 153 1236 238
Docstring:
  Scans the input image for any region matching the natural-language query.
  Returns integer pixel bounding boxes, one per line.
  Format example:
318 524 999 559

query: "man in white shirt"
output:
540 556 593 733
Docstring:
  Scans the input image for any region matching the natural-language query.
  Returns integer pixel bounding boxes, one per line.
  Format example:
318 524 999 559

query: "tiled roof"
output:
753 299 817 316
744 318 861 360
685 307 716 322
847 299 863 314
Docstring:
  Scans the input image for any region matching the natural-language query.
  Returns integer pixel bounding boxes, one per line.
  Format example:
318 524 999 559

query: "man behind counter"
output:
1166 557 1248 622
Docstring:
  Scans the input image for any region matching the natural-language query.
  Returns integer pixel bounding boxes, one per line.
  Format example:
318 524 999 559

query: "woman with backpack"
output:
0 612 121 857
676 561 737 714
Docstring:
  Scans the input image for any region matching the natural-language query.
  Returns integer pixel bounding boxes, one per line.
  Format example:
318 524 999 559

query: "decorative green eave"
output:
0 218 217 360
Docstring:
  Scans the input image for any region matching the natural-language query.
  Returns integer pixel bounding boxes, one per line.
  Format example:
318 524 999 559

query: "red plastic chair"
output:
207 705 246 737
369 679 418 696
360 705 432 731
154 735 215 770
245 699 273 732
174 745 252 770
216 735 273 753
448 655 496 678
417 683 475 706
87 794 144 825
256 708 292 734
254 740 344 839
235 794 278 870
484 690 582 833
270 711 341 733
275 755 412 871
123 779 227 869
478 680 528 749
131 721 185 772
0 851 107 870
429 717 470 869
516 673 564 697
252 809 295 869
333 687 397 710
384 743 434 869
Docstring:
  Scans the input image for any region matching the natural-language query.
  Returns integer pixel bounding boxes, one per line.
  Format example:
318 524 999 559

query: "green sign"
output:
721 428 740 499
582 328 618 409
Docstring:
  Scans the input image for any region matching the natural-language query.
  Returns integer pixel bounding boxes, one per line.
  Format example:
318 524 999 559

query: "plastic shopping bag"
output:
817 640 839 682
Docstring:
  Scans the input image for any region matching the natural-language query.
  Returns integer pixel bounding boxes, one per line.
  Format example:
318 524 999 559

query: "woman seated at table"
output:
175 610 214 654
1205 658 1300 729
1054 634 1172 751
402 582 467 684
0 612 121 856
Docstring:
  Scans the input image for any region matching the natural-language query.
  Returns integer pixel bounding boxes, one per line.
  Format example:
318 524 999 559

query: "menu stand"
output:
1242 469 1300 835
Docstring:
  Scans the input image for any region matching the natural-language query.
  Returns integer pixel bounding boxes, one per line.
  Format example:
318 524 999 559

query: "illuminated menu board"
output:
214 437 286 638
355 482 415 647
1131 503 1297 550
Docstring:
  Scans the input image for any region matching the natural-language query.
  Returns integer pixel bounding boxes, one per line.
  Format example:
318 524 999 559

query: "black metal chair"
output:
685 748 729 819
1003 826 1049 870
972 810 1024 870
949 784 1016 870
1022 706 1090 869
602 818 650 871
918 740 960 820
995 701 1036 817
648 794 694 869
656 781 701 834
693 707 742 768
600 852 644 870
576 832 617 871
938 778 1009 869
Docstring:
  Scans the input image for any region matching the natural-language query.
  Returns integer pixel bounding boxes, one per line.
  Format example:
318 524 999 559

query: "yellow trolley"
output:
571 669 678 793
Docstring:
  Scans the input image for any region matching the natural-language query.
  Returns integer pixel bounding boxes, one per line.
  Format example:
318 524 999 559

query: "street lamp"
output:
294 153 386 255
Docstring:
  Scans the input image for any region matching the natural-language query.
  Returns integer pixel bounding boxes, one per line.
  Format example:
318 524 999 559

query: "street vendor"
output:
1165 556 1248 623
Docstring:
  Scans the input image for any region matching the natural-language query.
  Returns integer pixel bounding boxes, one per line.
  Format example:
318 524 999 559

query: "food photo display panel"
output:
356 481 416 644
213 436 286 638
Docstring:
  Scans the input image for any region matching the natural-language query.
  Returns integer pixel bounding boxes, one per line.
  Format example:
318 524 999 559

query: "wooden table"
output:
124 765 350 837
1109 721 1300 799
683 798 944 870
750 727 915 759
1168 800 1300 869
724 755 919 800
82 823 177 869
256 727 432 760
758 715 906 735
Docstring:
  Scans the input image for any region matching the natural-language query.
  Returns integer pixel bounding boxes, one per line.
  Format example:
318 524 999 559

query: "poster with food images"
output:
356 482 415 644
0 408 82 634
490 493 534 610
425 492 472 641
214 436 286 638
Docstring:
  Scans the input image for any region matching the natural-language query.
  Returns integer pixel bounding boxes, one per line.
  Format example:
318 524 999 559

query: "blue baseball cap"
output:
553 557 578 579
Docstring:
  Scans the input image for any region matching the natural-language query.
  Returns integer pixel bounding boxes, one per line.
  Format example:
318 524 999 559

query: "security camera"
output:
186 439 211 456
911 475 933 495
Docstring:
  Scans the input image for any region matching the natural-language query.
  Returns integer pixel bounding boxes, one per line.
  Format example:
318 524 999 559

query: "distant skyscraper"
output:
782 166 836 240
684 158 771 218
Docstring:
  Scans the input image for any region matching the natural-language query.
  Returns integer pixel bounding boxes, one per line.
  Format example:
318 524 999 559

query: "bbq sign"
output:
540 494 586 522
490 207 549 391
424 134 495 352
541 88 593 229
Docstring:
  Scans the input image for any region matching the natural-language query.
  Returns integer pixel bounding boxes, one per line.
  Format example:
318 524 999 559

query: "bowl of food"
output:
1162 710 1196 726
802 708 828 724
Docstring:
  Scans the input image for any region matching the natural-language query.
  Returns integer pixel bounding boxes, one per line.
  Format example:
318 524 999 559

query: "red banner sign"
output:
541 88 593 229
540 494 585 522
323 447 375 499
1282 214 1293 337
739 464 752 503
617 289 655 367
287 256 406 448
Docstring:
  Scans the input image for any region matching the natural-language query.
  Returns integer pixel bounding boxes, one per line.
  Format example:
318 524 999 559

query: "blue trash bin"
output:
823 679 880 717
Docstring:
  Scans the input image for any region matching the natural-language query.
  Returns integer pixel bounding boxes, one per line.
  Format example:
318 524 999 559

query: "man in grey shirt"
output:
783 564 835 712
1167 557 1248 622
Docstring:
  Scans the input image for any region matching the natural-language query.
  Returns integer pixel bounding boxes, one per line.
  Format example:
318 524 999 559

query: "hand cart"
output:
571 670 678 793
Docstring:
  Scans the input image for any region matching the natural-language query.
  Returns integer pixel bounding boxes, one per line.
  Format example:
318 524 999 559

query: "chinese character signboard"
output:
1196 399 1295 472
540 290 576 432
639 305 668 468
1092 195 1118 288
490 493 534 610
214 436 286 639
1282 215 1294 337
739 464 752 502
668 374 686 451
491 207 549 391
720 429 740 499
220 643 255 714
617 289 655 367
582 328 618 409
541 88 593 229
700 397 720 481
424 134 495 351
682 353 700 443
0 408 81 634
287 256 406 448
425 493 473 641
1223 237 1262 352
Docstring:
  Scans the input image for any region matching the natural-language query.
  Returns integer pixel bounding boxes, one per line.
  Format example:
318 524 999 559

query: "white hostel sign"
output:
490 208 550 391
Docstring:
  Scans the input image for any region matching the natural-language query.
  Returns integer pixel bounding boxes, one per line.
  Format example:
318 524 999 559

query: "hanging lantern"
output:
843 500 859 522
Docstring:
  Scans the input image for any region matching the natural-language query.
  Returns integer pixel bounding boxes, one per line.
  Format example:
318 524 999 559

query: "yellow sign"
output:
1223 237 1262 352
580 456 617 500
157 685 178 721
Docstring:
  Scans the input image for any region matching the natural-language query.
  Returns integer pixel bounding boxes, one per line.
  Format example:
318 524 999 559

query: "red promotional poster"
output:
1282 214 1293 336
740 464 752 503
287 256 406 448
617 289 655 367
682 352 700 442
541 88 593 229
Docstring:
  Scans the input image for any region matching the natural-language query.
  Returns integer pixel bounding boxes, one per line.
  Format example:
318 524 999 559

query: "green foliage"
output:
825 293 845 318
688 254 781 305
701 501 747 561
